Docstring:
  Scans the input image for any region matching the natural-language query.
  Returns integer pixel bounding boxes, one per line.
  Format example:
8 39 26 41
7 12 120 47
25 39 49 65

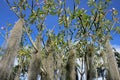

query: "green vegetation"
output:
0 0 120 80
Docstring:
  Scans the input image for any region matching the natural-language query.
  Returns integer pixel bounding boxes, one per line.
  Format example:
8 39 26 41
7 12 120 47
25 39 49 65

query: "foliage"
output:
0 0 120 80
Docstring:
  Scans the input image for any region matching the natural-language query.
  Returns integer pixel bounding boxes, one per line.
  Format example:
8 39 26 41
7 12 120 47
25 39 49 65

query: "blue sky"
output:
0 0 120 51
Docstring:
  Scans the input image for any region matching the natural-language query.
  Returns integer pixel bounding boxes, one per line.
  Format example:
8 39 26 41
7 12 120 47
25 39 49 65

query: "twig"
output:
23 24 38 53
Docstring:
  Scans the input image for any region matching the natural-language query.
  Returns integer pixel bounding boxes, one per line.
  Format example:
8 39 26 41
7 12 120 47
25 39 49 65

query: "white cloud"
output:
112 44 120 53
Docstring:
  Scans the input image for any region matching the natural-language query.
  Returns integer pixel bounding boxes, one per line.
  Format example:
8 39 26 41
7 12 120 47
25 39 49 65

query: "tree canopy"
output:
0 0 120 80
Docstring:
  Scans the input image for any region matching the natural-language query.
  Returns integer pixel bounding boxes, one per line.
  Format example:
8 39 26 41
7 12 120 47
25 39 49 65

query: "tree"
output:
0 19 24 80
105 40 120 80
0 0 120 80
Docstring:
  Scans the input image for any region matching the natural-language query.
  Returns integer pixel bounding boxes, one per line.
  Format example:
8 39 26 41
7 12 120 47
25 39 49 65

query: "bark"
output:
0 19 24 80
41 52 63 80
105 40 120 80
84 54 88 80
28 53 41 80
87 55 95 80
86 44 95 80
42 52 54 80
66 49 76 80
101 51 111 80
40 37 59 80
28 35 52 80
14 65 22 80
60 64 66 80
28 35 43 80
40 72 50 80
53 52 63 80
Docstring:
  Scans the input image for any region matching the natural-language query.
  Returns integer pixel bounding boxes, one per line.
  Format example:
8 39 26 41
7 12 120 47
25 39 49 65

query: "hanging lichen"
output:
0 19 24 80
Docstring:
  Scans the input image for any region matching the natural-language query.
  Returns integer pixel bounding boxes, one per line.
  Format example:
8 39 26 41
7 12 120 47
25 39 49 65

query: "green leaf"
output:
91 8 95 15
13 1 17 5
43 5 49 11
30 18 36 24
23 4 26 10
76 10 83 16
113 10 118 15
114 26 120 34
75 0 80 5
30 12 36 24
36 0 38 2
37 8 45 15
30 12 36 19
88 0 93 7
106 0 111 2
58 16 64 25
49 11 57 15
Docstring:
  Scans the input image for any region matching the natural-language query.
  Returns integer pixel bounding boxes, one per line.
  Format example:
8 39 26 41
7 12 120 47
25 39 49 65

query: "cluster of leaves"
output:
12 47 31 75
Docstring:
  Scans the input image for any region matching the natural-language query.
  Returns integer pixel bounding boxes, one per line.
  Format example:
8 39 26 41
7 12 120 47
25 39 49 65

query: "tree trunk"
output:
101 51 111 80
14 65 23 80
28 35 45 80
66 49 76 80
105 40 120 80
0 19 24 80
87 55 95 80
41 52 54 80
40 52 63 80
28 53 41 80
86 44 95 80
40 37 59 80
